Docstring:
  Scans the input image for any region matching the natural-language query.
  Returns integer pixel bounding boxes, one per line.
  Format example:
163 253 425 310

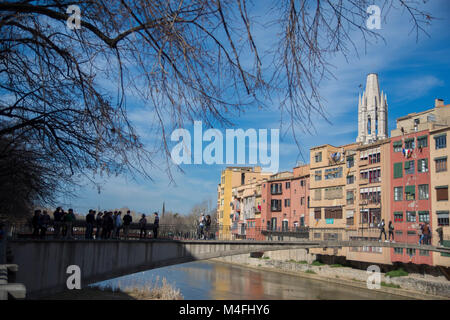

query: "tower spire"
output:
356 74 388 144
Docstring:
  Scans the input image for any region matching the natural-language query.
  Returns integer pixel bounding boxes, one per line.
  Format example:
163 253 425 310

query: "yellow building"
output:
217 166 271 239
429 100 450 266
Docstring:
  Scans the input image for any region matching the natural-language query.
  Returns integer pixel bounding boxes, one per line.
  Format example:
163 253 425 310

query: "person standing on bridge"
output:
388 221 395 242
32 210 41 239
53 207 63 239
205 215 211 240
378 219 386 242
40 211 50 239
123 210 132 240
85 209 95 239
65 209 76 239
115 211 123 239
153 212 159 239
95 212 103 239
139 214 147 239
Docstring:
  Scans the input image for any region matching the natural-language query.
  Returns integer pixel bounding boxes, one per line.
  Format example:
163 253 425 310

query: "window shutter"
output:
405 185 415 195
394 162 402 178
436 186 448 201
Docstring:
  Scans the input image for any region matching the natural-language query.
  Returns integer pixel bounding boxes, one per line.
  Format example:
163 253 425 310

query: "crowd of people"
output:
31 208 160 240
377 219 445 247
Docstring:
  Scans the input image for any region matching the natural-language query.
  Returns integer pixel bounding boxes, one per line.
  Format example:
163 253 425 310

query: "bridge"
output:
4 238 450 298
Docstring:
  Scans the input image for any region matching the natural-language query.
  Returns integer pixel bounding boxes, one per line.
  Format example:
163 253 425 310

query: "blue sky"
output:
60 1 450 215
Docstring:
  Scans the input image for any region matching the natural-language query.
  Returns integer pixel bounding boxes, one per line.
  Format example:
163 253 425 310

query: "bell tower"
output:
356 73 388 144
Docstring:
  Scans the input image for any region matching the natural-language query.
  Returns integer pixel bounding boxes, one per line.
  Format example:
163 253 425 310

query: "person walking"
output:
32 210 41 238
423 222 431 245
418 223 424 245
378 219 386 241
139 214 147 239
53 207 63 239
101 212 109 239
388 221 395 242
115 211 123 239
205 215 211 240
40 210 50 239
123 211 132 240
436 226 444 247
85 210 95 239
153 212 159 239
95 212 103 239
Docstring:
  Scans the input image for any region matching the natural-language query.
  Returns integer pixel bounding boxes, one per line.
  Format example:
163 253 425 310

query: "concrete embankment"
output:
213 249 450 300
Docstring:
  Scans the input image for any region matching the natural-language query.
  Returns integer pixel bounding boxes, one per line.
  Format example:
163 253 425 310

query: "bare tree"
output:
0 1 433 208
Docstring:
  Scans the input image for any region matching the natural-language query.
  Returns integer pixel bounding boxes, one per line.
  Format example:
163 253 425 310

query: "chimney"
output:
435 98 444 107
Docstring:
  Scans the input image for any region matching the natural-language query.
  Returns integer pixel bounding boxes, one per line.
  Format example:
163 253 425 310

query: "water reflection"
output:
95 261 410 300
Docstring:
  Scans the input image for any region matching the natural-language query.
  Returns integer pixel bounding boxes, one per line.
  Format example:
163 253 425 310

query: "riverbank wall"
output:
213 249 450 299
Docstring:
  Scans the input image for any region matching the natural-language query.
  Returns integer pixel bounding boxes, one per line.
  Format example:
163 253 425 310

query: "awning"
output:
393 141 402 147
346 210 354 218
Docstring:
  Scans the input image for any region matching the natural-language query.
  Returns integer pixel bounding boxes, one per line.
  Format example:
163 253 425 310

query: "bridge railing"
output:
6 220 449 251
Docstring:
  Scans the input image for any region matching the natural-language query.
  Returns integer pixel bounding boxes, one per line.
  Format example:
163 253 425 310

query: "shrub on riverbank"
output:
381 282 401 289
305 269 316 274
96 277 183 300
386 268 409 278
311 261 324 266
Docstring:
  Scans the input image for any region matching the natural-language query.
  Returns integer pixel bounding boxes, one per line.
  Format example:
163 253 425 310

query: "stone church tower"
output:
356 73 388 144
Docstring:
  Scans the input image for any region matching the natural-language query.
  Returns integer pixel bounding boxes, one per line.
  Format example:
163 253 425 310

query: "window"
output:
434 134 447 150
325 207 343 219
394 248 403 255
417 136 428 148
406 248 416 256
347 175 354 184
324 186 343 200
437 211 449 226
286 182 290 189
419 250 429 256
284 199 290 207
346 156 354 168
271 199 282 211
394 212 403 222
315 170 322 181
418 211 430 223
324 167 343 180
405 185 415 201
271 183 282 195
393 141 402 152
315 152 322 162
393 162 403 178
314 208 321 220
418 184 429 200
346 210 354 226
418 159 428 173
435 157 447 172
314 189 322 201
369 152 381 164
300 197 304 205
346 191 354 205
394 187 403 201
406 211 416 222
404 138 415 149
404 160 415 175
300 180 305 187
436 186 448 201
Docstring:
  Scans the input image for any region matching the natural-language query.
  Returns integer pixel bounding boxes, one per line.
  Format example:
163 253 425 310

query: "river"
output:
93 260 410 300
